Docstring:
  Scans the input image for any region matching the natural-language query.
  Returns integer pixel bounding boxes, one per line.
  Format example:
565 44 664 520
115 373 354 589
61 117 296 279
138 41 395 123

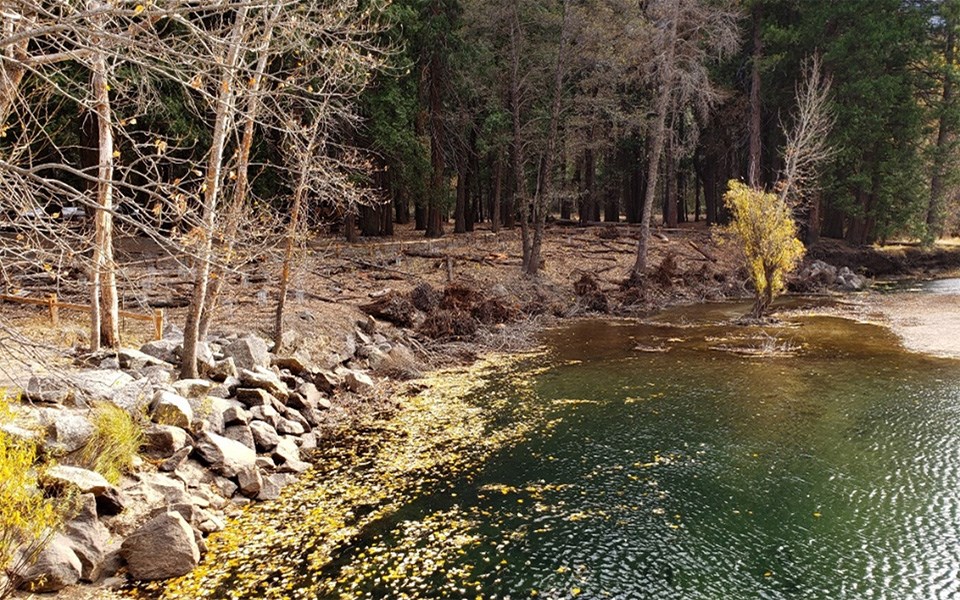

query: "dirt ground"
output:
5 221 960 386
1 220 745 387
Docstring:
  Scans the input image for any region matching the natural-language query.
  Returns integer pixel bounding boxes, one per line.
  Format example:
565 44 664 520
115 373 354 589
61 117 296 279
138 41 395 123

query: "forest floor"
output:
4 221 960 388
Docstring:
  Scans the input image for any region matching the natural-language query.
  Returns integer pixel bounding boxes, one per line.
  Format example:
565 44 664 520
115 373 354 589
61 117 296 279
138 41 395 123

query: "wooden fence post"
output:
153 309 164 340
48 294 58 326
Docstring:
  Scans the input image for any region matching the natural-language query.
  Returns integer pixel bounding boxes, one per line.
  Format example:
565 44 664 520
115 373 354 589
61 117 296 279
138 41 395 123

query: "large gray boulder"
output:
120 512 200 581
239 367 290 402
37 408 94 454
143 424 190 458
43 465 113 496
63 494 109 582
152 390 193 429
224 336 270 372
18 535 82 592
194 431 256 478
118 348 172 370
140 339 180 364
249 421 280 451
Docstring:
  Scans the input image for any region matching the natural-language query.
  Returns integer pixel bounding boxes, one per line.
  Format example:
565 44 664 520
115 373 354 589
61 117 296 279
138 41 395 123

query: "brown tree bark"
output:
747 2 763 187
928 23 955 241
200 1 282 340
181 8 247 379
90 38 119 350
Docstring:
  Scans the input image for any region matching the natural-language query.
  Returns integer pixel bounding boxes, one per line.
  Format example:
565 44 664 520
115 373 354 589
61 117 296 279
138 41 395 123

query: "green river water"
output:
326 302 960 599
165 298 960 600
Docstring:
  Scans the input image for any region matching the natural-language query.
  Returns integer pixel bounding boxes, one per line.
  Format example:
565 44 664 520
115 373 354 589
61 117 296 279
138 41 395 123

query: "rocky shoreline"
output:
3 315 421 595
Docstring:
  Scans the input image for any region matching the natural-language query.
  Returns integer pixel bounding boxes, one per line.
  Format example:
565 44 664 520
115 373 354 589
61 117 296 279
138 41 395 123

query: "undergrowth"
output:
0 388 73 598
77 402 144 485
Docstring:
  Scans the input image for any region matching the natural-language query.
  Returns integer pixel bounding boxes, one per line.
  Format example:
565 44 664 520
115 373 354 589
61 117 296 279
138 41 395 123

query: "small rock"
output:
339 368 374 394
311 369 340 394
172 378 214 400
63 494 109 582
143 424 190 458
223 424 256 451
18 535 82 592
249 421 280 451
140 339 180 364
249 404 281 428
140 365 174 386
239 367 290 402
152 390 194 429
235 387 277 408
272 352 311 375
236 465 263 497
223 336 270 372
208 357 238 382
255 456 276 471
294 382 331 410
298 432 318 452
95 486 127 517
194 431 257 478
272 437 301 465
257 473 298 501
24 375 73 404
275 417 305 436
118 348 172 370
222 404 251 426
121 512 200 581
159 446 193 472
43 465 112 496
38 408 94 454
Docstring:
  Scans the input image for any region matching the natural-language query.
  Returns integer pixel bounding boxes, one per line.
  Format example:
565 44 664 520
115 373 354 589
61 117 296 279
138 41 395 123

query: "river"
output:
163 298 960 600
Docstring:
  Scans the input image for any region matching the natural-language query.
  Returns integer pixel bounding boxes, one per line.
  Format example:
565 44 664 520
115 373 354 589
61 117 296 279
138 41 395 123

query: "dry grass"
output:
76 402 144 485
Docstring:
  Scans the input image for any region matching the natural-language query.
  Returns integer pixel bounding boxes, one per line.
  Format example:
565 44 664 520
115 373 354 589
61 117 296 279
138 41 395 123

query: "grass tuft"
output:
78 402 144 485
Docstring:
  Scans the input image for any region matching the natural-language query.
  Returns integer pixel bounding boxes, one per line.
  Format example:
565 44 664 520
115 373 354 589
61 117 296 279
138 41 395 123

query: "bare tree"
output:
777 54 835 207
629 0 741 282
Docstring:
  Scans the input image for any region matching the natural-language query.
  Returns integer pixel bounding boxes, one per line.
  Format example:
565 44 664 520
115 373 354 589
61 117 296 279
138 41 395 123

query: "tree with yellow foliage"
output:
723 180 805 318
0 392 72 597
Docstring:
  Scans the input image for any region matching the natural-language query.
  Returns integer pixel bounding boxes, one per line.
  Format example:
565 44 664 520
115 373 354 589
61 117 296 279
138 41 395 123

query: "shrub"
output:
0 390 71 598
723 180 806 318
77 403 144 485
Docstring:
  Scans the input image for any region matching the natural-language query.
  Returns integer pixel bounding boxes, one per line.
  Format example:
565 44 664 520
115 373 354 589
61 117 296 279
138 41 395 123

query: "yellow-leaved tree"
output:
723 180 805 318
0 391 72 598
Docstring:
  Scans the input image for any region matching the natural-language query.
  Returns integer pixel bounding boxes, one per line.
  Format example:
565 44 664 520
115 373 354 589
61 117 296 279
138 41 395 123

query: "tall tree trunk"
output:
0 10 29 125
181 8 247 379
632 90 672 278
928 23 955 242
747 2 763 187
664 133 678 227
274 135 312 351
454 158 467 233
526 0 570 276
90 41 119 350
510 3 526 252
492 149 503 233
583 146 596 223
200 1 282 340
